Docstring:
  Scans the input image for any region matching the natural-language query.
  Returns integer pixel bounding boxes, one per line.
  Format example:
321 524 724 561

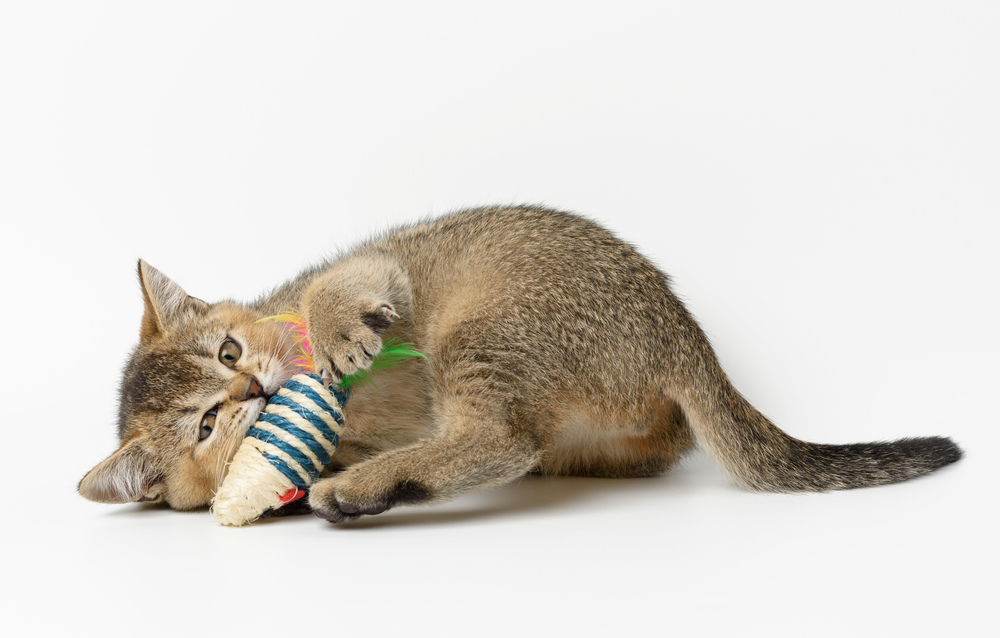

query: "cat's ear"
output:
78 438 165 504
137 259 208 344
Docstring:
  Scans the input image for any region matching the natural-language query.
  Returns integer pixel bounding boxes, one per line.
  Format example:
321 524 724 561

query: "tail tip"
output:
900 435 963 469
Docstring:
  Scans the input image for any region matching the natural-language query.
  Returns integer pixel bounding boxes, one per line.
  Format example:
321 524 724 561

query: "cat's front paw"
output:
309 475 385 523
307 303 398 383
309 473 430 524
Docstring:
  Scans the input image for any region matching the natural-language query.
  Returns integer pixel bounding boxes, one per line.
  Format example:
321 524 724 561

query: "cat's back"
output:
358 206 681 382
383 205 624 253
369 205 663 294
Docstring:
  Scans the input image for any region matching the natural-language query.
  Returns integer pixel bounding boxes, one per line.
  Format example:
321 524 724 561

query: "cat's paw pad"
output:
361 305 399 333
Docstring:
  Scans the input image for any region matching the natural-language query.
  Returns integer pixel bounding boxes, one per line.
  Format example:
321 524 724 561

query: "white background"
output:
1 2 997 637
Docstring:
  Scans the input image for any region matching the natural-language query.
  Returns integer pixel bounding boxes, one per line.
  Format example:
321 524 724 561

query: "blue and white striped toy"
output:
212 373 348 526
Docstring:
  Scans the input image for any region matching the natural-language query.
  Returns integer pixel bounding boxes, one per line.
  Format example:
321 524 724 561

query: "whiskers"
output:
257 316 301 390
210 402 266 496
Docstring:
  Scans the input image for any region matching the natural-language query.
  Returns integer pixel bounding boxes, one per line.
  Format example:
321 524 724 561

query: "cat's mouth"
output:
276 363 304 389
262 369 295 397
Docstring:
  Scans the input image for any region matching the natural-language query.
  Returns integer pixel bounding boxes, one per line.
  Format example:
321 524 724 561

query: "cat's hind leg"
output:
540 395 696 479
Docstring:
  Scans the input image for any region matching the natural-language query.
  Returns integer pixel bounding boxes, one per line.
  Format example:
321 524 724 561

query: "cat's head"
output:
79 260 299 509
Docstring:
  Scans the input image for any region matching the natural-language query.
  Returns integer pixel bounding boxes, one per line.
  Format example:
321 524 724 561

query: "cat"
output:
79 205 962 522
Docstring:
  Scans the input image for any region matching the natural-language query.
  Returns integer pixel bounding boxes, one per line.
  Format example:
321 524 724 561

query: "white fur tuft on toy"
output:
211 373 348 526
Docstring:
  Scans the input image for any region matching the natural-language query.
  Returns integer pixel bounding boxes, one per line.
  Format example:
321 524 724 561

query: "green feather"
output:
340 338 427 389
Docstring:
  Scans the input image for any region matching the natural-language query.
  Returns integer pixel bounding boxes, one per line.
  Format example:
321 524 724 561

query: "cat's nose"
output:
244 376 264 401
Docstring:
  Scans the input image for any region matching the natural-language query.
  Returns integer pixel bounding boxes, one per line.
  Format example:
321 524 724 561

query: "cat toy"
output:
211 310 424 526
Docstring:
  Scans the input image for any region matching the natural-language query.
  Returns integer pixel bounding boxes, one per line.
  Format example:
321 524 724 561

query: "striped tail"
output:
680 372 962 493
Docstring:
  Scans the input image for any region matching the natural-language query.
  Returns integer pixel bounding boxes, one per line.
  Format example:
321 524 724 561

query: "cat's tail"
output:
677 367 963 492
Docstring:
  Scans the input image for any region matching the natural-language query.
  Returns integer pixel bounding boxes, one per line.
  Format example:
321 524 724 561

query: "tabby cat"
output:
79 206 962 522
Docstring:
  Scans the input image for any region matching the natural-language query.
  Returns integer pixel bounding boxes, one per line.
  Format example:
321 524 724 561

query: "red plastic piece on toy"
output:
279 488 306 504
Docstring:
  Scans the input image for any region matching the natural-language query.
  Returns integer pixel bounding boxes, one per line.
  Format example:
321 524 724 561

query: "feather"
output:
257 308 426 388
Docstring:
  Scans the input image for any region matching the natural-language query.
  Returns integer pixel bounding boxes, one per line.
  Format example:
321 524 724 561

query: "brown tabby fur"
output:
79 206 962 522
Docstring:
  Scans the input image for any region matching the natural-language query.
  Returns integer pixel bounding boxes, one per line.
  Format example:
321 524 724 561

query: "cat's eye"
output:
219 338 242 367
200 409 217 441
